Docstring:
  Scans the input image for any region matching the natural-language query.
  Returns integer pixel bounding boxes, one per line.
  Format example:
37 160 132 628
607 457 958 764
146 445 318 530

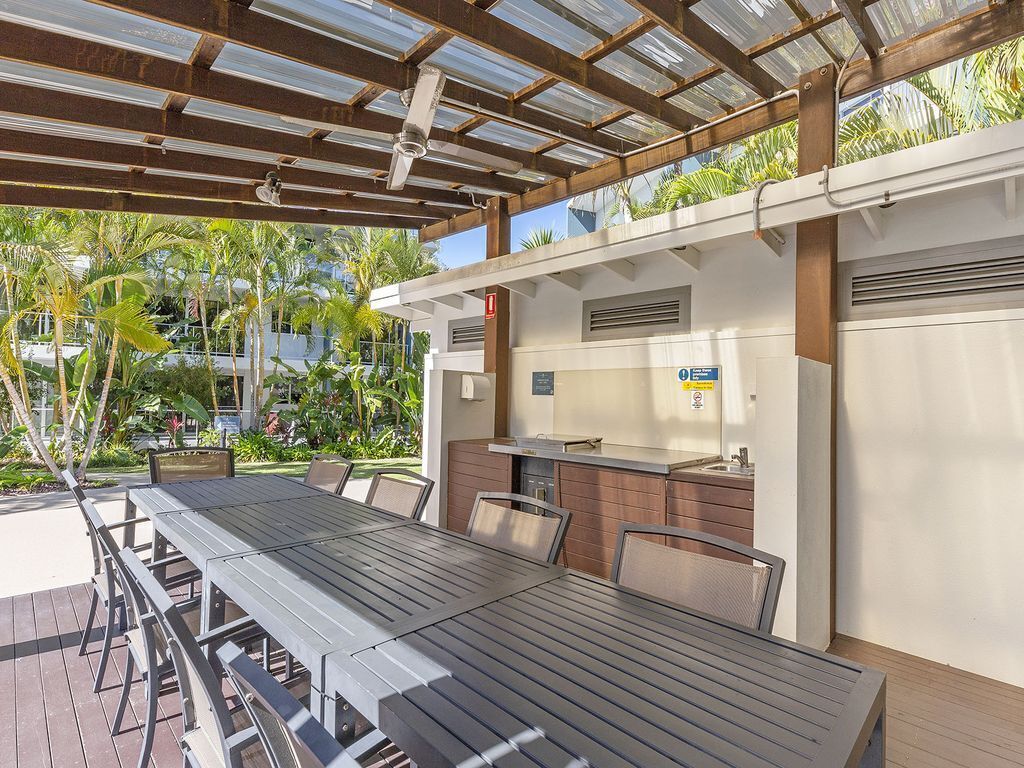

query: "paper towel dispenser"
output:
460 374 491 401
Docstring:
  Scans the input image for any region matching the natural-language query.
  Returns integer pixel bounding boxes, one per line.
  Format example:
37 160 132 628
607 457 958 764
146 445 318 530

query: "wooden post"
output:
484 196 511 438
795 64 838 637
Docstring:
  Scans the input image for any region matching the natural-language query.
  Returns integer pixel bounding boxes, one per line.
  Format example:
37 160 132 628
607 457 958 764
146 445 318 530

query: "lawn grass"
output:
91 456 422 480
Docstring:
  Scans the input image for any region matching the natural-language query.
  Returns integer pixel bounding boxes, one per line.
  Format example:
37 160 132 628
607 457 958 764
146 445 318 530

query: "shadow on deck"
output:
2 585 1022 767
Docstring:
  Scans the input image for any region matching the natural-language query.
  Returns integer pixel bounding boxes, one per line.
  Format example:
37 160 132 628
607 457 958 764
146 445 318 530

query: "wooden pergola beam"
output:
83 0 634 154
0 82 534 196
0 184 429 228
621 0 784 98
0 19 580 181
421 1 1024 241
372 0 700 131
0 128 474 209
833 0 885 58
0 159 448 220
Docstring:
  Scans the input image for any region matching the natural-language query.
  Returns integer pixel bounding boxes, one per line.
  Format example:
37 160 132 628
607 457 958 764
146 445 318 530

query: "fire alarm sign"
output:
484 292 497 319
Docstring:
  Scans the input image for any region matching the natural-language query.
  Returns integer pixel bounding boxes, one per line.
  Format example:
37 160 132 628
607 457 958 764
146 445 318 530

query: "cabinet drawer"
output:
667 498 753 529
668 480 753 509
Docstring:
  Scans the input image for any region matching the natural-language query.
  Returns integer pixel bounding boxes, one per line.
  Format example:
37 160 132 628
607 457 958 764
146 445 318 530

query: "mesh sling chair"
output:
62 470 199 694
467 491 572 564
363 468 434 521
611 524 786 633
149 447 235 483
120 548 287 768
303 454 354 495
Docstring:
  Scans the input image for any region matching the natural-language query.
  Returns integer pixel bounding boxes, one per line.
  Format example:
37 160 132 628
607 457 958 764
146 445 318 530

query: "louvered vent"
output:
448 318 484 350
582 287 691 341
842 240 1024 319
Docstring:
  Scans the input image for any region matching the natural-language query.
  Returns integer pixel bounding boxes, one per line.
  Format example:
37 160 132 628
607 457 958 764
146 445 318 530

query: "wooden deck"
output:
2 585 1022 768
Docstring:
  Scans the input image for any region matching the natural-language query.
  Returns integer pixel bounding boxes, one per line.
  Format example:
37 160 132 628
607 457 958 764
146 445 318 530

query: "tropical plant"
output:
519 227 565 250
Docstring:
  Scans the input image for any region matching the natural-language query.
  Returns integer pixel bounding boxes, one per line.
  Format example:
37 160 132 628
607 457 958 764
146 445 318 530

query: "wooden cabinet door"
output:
666 478 754 562
446 441 512 534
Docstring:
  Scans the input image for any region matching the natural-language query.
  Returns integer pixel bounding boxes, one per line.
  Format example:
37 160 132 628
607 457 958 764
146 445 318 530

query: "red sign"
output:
484 291 497 320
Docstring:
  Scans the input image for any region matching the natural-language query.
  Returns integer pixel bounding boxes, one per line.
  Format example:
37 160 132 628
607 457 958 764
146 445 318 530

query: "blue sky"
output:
435 200 569 269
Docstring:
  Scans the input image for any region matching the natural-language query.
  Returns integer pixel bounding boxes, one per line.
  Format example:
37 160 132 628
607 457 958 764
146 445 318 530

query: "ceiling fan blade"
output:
280 115 391 143
387 152 414 191
426 140 524 174
404 64 446 139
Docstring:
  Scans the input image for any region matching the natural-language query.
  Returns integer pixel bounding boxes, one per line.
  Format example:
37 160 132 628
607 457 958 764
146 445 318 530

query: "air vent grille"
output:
851 254 1024 306
841 239 1024 320
582 287 691 341
448 318 485 350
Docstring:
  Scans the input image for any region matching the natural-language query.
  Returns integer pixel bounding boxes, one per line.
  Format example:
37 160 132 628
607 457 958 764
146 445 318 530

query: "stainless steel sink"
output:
702 462 755 476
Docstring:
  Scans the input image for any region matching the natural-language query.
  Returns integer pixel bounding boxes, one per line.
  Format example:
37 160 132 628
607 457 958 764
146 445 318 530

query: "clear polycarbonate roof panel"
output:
291 157 378 177
628 27 712 81
552 0 642 34
596 49 675 93
667 88 722 122
601 114 674 143
0 59 166 108
692 0 800 50
323 131 394 153
250 0 433 58
160 138 282 164
428 38 544 96
0 114 145 144
183 100 312 135
701 74 760 108
528 81 617 123
490 0 602 56
544 143 607 165
754 34 835 87
818 19 861 61
0 152 128 172
368 91 475 131
144 167 254 186
211 43 365 103
467 122 548 151
867 0 986 46
0 0 200 61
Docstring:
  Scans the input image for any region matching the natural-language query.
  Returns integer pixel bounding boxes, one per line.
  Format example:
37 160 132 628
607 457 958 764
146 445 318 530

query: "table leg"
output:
151 529 168 583
319 690 357 744
123 496 137 551
859 707 885 767
201 580 227 663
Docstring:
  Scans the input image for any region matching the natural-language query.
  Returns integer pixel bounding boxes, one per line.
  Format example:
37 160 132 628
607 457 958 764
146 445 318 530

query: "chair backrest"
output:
218 642 360 768
148 447 234 483
303 454 353 495
120 547 238 768
364 468 433 521
467 492 571 563
611 524 785 633
62 470 102 576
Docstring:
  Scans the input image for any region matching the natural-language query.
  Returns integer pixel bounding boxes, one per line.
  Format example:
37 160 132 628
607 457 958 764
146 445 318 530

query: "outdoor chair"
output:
466 492 571 564
62 471 199 694
148 447 235 483
611 524 786 633
303 454 354 495
120 548 283 768
363 468 433 521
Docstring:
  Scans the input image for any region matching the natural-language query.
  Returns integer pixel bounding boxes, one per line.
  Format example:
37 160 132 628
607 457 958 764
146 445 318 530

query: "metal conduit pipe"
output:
751 178 780 240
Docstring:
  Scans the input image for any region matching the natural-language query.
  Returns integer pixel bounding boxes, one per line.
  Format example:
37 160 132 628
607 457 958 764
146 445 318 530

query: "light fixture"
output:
256 171 282 206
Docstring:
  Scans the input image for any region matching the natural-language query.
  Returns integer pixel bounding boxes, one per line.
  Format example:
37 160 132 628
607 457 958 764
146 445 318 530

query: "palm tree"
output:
519 227 565 250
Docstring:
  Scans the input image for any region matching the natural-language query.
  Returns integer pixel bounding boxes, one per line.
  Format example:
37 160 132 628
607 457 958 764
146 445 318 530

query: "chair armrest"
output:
195 616 259 647
106 517 149 531
224 724 261 754
146 553 188 570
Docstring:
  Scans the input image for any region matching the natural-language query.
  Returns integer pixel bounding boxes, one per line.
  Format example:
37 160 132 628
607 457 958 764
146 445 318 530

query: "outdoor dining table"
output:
129 474 886 767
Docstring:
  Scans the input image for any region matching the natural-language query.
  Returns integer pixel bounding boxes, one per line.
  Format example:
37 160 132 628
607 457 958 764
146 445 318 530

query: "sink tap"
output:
731 447 749 468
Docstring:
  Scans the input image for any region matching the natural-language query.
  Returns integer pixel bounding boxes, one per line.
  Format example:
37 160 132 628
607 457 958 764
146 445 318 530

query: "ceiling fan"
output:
282 64 523 191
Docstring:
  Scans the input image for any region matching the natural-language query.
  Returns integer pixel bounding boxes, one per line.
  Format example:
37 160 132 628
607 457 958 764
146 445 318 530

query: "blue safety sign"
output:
677 367 719 382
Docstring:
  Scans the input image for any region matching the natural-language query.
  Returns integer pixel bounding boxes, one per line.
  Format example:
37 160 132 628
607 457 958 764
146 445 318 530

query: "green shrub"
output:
231 430 287 463
198 427 222 447
87 441 145 468
320 429 417 461
0 463 53 492
282 445 315 462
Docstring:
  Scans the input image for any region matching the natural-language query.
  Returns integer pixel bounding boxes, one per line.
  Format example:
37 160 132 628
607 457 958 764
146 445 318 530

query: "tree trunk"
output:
254 281 266 421
78 332 119 478
225 288 242 416
0 365 59 474
198 295 220 417
273 300 283 375
53 317 74 472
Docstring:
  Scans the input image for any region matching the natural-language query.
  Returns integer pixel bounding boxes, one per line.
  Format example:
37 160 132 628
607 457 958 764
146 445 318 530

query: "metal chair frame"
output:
148 447 235 483
610 523 786 633
303 454 354 495
363 468 434 521
467 491 572 564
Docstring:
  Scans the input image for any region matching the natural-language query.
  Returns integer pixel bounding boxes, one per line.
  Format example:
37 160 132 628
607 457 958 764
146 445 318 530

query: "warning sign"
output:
690 390 705 410
682 381 715 391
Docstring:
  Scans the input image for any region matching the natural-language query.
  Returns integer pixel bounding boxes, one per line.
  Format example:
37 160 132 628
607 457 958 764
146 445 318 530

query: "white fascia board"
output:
370 120 1024 311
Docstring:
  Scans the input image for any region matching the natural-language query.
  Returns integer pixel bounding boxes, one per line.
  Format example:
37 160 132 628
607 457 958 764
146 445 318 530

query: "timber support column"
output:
796 64 839 637
484 196 511 438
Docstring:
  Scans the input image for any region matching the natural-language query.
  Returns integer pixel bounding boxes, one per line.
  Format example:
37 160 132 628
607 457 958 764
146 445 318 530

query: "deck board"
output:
2 586 1023 768
828 635 1024 768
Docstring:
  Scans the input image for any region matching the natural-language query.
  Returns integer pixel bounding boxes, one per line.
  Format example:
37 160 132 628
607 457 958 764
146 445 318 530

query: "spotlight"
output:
256 171 282 206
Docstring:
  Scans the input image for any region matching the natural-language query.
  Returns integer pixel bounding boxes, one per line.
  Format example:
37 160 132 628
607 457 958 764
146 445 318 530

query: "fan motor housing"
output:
394 130 428 159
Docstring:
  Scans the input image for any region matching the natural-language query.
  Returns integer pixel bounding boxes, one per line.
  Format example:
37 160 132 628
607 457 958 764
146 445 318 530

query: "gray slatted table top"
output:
146 494 406 570
128 474 323 515
326 572 886 768
207 522 562 689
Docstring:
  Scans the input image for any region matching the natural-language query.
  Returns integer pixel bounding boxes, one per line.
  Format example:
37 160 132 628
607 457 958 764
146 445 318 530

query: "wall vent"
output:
448 317 485 350
841 238 1024 320
582 287 691 341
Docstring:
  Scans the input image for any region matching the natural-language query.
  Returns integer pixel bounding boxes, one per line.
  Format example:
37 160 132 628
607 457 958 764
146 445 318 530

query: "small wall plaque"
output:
532 371 555 396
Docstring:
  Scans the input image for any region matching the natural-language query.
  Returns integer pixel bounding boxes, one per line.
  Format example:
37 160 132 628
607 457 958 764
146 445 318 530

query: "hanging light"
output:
256 171 282 206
